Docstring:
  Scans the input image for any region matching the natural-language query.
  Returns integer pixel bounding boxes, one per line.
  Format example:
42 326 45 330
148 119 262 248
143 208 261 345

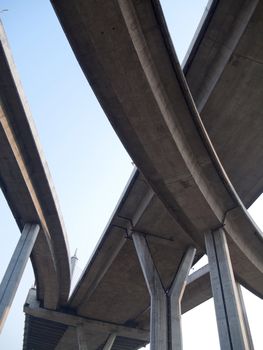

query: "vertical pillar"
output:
0 223 40 333
77 324 88 350
132 232 196 350
205 228 250 350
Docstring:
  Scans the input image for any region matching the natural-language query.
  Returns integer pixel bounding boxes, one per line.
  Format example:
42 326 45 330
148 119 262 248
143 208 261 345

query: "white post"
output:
0 223 40 332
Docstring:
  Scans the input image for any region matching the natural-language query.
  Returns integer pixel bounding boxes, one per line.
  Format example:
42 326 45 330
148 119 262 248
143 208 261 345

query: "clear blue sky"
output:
0 1 262 349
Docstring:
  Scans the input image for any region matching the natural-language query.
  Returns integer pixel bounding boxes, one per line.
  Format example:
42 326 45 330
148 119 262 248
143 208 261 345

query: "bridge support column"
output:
102 333 116 350
132 232 196 350
205 228 251 350
77 324 89 350
0 223 40 333
236 283 254 350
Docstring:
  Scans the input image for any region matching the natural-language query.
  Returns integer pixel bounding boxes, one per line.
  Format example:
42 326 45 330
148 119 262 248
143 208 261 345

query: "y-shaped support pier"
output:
132 232 196 350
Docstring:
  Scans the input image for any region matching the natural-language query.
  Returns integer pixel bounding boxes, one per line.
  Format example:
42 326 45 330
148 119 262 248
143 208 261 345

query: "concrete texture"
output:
51 0 263 295
37 0 263 348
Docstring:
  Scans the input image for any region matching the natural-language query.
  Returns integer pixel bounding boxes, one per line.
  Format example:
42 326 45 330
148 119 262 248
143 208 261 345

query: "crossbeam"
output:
24 289 149 342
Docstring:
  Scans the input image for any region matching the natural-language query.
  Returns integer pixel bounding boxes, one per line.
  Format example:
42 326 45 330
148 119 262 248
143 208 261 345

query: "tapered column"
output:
205 228 250 350
0 223 40 333
133 232 195 350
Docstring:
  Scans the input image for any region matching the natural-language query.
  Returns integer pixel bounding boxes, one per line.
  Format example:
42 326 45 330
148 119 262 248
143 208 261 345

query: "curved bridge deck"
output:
19 0 263 348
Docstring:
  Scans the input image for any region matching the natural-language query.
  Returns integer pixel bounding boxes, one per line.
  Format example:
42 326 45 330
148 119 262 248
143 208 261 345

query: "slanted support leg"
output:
0 223 40 333
102 333 116 350
236 283 254 350
169 248 196 349
205 228 251 350
132 232 196 350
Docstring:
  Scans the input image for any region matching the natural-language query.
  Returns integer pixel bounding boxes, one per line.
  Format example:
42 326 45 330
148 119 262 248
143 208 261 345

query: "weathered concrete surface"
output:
31 0 263 348
51 0 263 295
0 22 70 308
184 0 262 208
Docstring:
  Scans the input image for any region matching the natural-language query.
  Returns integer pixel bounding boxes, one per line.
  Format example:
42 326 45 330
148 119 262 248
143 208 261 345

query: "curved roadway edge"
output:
51 0 263 298
183 0 263 207
0 21 70 308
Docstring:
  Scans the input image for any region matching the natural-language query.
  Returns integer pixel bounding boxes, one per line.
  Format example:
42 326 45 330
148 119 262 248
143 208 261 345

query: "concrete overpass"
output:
48 0 263 349
0 21 71 325
0 0 262 349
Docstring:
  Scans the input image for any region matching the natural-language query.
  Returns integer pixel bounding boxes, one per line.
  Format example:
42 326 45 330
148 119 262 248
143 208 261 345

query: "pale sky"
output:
0 1 262 349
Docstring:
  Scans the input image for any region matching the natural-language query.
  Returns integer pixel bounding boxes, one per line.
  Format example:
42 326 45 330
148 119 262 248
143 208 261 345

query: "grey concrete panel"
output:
185 0 263 208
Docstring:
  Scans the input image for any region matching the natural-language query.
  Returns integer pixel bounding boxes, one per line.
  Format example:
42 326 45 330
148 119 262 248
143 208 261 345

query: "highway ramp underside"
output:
0 22 71 311
23 0 263 349
51 0 263 295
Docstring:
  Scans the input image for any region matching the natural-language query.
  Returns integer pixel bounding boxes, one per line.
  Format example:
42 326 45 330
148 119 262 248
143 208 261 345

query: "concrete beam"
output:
0 223 40 332
70 232 126 309
205 229 251 350
24 289 149 342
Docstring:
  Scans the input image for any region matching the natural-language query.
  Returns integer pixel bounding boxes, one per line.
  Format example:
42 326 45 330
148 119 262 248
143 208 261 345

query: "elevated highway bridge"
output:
0 1 262 349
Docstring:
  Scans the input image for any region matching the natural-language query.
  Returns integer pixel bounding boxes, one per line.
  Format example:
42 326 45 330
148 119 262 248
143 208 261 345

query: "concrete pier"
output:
205 228 251 350
133 232 196 350
0 223 40 332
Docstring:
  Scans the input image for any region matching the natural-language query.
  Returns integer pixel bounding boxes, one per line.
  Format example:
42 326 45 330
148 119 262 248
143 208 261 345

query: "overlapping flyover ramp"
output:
0 23 70 311
1 0 261 349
